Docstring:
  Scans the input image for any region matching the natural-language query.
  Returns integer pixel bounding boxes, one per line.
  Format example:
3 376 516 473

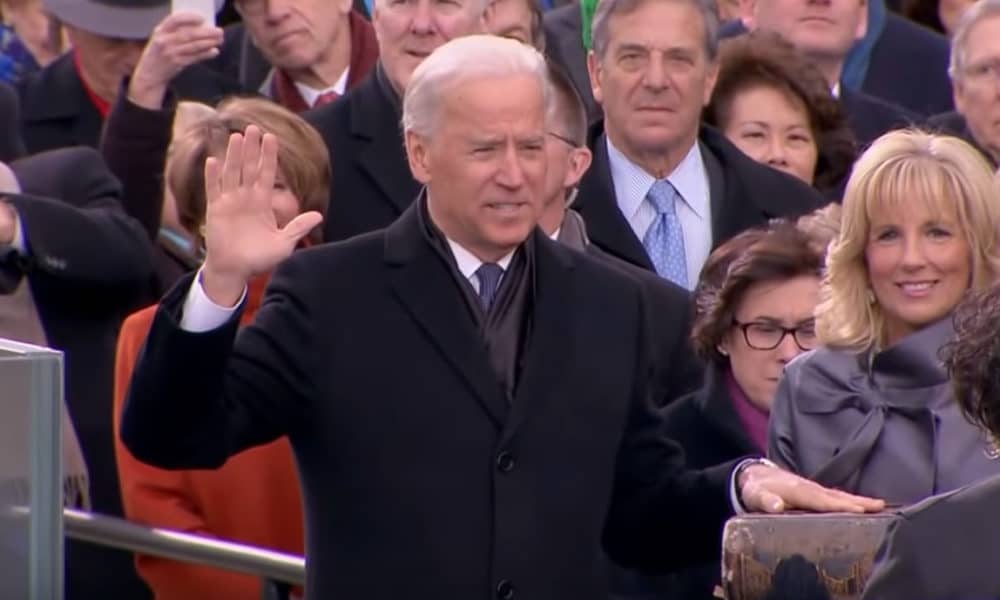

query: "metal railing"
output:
61 508 306 586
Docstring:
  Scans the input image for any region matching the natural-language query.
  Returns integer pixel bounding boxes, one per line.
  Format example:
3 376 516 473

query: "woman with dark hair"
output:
650 219 827 599
705 31 856 198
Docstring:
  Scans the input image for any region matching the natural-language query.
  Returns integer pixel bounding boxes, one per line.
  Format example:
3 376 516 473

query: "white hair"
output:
402 34 551 138
949 0 1000 79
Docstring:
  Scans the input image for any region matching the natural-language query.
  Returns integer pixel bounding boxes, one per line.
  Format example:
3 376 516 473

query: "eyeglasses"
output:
733 320 818 352
547 131 579 148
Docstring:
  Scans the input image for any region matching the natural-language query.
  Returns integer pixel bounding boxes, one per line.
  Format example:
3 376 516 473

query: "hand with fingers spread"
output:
739 462 886 514
200 125 324 307
128 12 225 109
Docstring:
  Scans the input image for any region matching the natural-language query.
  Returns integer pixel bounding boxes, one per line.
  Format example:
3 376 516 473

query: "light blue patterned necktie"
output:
642 180 688 288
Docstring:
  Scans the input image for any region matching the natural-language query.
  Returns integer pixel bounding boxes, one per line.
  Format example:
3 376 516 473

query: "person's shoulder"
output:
882 12 949 54
120 305 158 343
588 244 690 305
781 345 859 388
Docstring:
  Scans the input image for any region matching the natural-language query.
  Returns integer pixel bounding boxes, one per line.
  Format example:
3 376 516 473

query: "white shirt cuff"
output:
179 268 247 332
729 457 777 514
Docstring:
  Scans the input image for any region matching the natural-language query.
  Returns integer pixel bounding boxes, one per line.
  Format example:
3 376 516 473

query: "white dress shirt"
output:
606 137 713 290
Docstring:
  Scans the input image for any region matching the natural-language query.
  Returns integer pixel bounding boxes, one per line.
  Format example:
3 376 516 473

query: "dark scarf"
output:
416 194 535 402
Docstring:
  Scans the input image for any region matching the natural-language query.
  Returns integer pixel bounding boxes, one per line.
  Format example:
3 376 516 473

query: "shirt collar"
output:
260 67 350 105
606 136 708 219
294 67 349 106
446 237 515 281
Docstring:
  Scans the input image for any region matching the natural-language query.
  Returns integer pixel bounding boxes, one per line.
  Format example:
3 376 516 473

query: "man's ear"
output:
738 0 757 28
587 49 604 106
855 0 868 40
564 146 593 189
405 130 432 184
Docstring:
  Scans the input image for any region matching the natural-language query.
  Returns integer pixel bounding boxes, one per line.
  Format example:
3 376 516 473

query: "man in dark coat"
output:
576 0 823 286
926 1 1000 169
121 34 881 600
302 0 489 243
724 0 952 117
206 0 379 113
4 147 154 599
541 60 702 405
18 0 238 154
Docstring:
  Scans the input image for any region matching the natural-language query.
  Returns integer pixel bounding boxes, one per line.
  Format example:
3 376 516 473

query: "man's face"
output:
374 0 486 94
954 15 1000 163
747 0 866 63
406 74 547 261
484 0 537 47
65 26 145 102
236 0 350 72
588 0 718 162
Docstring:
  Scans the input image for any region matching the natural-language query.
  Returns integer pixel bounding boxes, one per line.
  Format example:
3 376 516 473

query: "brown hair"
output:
942 284 1000 439
164 96 331 245
691 220 824 363
704 30 856 194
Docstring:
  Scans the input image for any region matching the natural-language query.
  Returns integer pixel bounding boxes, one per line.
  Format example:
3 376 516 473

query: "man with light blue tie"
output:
572 0 824 289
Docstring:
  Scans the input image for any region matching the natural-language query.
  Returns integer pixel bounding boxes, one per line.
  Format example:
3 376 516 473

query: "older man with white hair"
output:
929 0 1000 168
121 34 883 600
304 0 490 243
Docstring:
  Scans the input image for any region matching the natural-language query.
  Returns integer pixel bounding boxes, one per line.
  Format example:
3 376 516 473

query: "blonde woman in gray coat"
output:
768 129 1000 505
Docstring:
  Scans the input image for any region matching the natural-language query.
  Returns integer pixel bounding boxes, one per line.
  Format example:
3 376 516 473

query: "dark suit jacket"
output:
863 13 952 118
840 87 918 149
6 147 154 599
0 81 26 162
613 363 760 600
17 53 241 155
543 3 601 125
719 16 951 118
560 211 703 404
304 69 422 242
927 110 996 168
862 473 1000 600
122 201 737 600
575 126 825 272
586 244 702 405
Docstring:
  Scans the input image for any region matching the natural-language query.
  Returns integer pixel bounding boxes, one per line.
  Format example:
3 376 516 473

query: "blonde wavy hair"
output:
816 129 1000 350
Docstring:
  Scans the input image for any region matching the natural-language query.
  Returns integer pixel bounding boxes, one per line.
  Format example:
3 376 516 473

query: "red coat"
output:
113 275 305 600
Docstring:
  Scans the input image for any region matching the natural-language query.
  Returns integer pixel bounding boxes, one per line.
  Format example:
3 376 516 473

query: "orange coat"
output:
113 275 305 600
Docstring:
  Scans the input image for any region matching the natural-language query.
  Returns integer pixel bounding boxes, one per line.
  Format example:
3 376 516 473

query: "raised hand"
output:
200 126 324 306
739 463 886 514
127 12 224 109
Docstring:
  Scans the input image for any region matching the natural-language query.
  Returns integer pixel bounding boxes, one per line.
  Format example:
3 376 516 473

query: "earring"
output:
866 288 876 304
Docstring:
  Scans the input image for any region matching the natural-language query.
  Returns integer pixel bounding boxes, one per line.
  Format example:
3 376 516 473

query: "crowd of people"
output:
1 0 1000 599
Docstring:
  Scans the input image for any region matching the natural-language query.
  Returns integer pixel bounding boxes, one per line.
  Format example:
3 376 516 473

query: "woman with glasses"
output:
769 129 1000 505
652 220 824 599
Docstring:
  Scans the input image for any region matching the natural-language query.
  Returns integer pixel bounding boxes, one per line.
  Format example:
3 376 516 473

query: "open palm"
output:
200 126 323 305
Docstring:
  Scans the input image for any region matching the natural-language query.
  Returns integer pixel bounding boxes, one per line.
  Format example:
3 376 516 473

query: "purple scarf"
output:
726 370 770 454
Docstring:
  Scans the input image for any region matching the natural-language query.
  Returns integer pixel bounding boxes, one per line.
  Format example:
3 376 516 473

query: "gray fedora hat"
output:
44 0 224 41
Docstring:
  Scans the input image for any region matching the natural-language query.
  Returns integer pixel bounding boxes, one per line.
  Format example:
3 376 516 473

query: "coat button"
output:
496 451 515 473
496 579 515 599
